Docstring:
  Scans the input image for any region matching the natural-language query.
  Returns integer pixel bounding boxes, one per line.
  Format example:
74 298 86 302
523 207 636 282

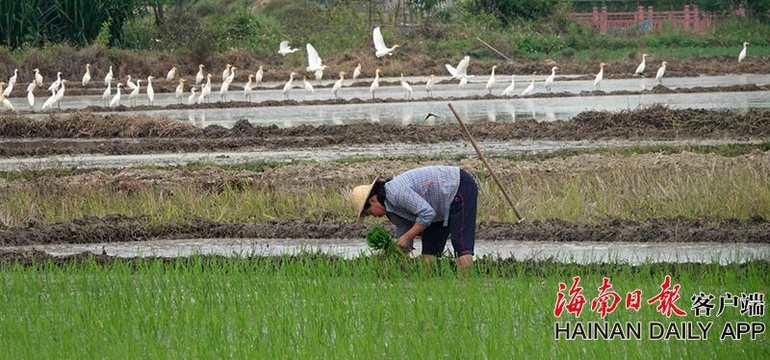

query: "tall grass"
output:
0 257 767 358
0 0 135 48
0 154 767 226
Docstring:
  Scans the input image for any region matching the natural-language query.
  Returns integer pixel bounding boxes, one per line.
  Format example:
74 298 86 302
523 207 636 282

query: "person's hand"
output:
396 235 415 253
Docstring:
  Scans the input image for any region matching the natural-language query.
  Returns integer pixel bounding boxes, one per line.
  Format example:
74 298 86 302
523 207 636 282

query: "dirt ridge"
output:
1 106 768 157
1 215 767 246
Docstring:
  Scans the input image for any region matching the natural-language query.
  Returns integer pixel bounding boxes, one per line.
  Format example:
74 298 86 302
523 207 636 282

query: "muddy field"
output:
1 101 768 253
0 214 768 247
0 105 768 156
0 151 768 246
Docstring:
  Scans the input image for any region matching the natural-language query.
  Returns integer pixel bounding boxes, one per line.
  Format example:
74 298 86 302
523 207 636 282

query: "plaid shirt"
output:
384 166 461 236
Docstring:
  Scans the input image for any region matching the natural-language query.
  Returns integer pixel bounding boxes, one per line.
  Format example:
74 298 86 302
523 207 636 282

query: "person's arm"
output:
396 188 436 226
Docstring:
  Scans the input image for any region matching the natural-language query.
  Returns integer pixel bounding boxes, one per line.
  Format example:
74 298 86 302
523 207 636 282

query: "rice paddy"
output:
0 256 767 358
1 106 767 357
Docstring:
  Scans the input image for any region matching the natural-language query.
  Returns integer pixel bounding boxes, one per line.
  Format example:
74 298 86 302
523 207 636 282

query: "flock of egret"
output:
0 28 752 112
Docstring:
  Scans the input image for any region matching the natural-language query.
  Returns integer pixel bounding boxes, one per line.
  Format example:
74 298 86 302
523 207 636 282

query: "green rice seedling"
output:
366 226 397 253
0 256 768 358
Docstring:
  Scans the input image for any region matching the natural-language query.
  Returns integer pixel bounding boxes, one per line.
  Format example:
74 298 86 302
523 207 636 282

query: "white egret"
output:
166 66 177 81
126 75 137 91
521 73 536 96
146 76 155 105
445 56 470 80
353 63 361 80
104 66 113 86
41 89 57 110
282 72 297 99
635 53 647 76
544 66 558 92
305 43 325 73
2 78 14 97
175 78 186 104
655 61 668 85
425 74 435 98
220 67 235 101
278 40 298 56
198 74 212 103
102 81 112 106
0 98 13 111
222 64 232 82
485 66 497 94
458 76 468 89
373 26 399 58
738 42 748 63
302 76 314 93
48 71 62 92
187 87 197 105
332 71 345 99
244 74 255 102
255 66 264 88
82 63 91 87
399 73 413 100
104 65 114 85
0 83 13 110
34 68 43 87
501 75 515 97
53 79 66 108
26 82 36 109
195 64 205 85
369 68 381 99
5 70 18 97
594 62 606 90
8 69 18 86
109 83 123 107
314 69 324 82
129 79 141 106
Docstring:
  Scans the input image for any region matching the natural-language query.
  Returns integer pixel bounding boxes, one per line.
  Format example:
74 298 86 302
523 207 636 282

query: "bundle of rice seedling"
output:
366 226 399 255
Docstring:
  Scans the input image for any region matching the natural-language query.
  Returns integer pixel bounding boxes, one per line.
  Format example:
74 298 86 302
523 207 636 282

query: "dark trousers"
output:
421 169 478 257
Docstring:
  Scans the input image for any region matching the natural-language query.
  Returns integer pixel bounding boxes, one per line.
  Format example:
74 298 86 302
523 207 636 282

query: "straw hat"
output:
349 177 378 219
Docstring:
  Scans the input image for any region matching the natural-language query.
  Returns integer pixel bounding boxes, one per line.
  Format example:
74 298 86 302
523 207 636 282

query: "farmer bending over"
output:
349 165 478 270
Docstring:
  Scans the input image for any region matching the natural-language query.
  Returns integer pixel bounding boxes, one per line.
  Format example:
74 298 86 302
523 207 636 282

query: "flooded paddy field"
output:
0 80 768 263
3 237 769 265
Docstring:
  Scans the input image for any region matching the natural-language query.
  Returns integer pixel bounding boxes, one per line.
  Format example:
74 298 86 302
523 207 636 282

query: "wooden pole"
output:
476 37 513 63
448 103 524 223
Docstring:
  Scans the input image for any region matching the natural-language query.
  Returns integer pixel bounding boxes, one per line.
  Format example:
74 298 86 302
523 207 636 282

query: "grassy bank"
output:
2 3 770 82
2 142 768 182
0 256 767 358
1 152 767 226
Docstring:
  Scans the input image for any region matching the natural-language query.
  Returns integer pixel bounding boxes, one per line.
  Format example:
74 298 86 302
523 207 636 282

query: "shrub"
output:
464 0 561 25
120 16 157 50
707 17 770 46
94 19 112 47
208 7 283 56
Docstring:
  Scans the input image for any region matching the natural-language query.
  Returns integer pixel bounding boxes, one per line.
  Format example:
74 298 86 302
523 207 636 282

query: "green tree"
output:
465 0 562 25
0 0 138 48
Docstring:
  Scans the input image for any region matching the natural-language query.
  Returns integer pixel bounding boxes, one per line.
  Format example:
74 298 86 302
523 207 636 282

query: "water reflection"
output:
401 106 413 125
187 110 207 128
8 78 770 129
82 90 767 129
486 107 496 122
369 105 380 124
